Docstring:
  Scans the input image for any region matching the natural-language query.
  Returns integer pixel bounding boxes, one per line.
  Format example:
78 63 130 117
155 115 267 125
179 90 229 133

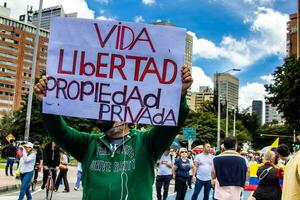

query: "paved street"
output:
0 166 82 200
0 166 253 200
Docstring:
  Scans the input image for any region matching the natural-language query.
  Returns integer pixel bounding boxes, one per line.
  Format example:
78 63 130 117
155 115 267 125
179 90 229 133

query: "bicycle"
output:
45 167 56 200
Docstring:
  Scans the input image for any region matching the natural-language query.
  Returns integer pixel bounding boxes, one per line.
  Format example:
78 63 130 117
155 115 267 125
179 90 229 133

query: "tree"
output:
1 93 98 145
181 109 251 148
265 57 300 131
255 124 291 149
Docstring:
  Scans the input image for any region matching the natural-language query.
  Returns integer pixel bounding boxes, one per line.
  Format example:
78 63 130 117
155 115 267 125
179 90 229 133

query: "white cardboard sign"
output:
43 17 186 126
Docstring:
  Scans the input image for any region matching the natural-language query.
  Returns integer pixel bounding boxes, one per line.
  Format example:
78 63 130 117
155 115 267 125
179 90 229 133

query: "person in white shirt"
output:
191 142 214 200
156 148 174 200
18 142 36 200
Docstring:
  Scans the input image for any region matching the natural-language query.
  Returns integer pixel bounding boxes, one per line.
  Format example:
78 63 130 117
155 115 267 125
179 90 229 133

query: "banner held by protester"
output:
43 17 186 126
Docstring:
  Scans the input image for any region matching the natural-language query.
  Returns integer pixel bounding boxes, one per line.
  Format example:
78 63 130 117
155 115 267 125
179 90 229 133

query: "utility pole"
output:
24 0 43 141
233 107 236 136
217 73 221 150
225 81 229 137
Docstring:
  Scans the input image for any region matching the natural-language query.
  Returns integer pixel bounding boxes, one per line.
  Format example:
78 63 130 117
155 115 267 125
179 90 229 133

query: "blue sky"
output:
3 0 296 109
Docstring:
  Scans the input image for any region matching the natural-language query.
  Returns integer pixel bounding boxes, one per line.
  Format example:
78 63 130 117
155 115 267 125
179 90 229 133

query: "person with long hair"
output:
173 147 191 200
17 142 36 200
253 151 282 200
41 141 60 190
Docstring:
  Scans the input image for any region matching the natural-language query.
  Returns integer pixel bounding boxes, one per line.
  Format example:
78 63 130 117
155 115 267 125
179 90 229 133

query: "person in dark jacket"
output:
41 141 60 189
253 151 282 200
211 136 248 200
4 139 17 176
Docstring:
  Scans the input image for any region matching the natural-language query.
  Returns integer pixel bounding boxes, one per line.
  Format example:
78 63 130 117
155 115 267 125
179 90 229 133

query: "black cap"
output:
277 144 290 157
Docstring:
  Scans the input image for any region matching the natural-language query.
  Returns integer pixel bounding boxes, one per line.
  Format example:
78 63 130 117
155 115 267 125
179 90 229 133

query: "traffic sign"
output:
183 128 196 141
6 133 15 142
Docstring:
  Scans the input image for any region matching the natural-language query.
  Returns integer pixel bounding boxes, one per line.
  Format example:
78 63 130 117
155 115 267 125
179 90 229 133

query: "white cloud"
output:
96 16 116 21
1 0 94 19
239 82 267 110
142 0 155 6
192 7 288 68
100 9 105 14
134 16 145 23
191 66 214 92
260 74 274 84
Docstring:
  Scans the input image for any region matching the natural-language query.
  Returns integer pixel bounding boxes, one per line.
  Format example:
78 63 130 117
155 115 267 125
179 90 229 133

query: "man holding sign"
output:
34 17 192 200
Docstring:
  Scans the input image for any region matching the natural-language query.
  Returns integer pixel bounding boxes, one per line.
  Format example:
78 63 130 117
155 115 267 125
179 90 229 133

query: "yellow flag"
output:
269 137 279 150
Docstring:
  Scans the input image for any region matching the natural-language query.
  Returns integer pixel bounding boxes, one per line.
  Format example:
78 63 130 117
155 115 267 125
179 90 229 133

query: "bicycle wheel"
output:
46 177 54 200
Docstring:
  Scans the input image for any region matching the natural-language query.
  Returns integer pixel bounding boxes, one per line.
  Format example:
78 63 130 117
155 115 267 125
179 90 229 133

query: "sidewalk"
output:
0 167 21 193
0 164 42 194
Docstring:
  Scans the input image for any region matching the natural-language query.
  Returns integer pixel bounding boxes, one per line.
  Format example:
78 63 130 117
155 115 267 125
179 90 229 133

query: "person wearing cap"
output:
33 65 192 200
173 147 192 200
17 142 36 200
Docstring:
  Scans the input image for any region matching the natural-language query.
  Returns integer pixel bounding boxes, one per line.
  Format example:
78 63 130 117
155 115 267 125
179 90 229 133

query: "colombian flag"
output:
244 138 281 191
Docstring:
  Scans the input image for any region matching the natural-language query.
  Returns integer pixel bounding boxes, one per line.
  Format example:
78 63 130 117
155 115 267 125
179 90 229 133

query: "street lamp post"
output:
225 81 229 137
24 0 43 141
217 68 240 150
233 106 236 136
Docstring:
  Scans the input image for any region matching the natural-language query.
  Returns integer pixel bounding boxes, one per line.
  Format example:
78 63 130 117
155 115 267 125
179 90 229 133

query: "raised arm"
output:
141 65 192 161
34 76 93 161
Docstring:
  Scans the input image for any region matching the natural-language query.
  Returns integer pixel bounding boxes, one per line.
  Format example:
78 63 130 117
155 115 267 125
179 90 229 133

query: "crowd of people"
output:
155 138 300 200
2 139 82 200
1 67 299 200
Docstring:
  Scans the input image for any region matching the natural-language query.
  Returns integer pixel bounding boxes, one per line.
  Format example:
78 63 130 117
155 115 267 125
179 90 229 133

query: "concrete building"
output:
214 73 239 109
287 13 297 56
31 5 77 30
190 86 214 111
153 21 193 105
252 100 263 125
265 99 284 125
0 15 49 117
0 3 10 17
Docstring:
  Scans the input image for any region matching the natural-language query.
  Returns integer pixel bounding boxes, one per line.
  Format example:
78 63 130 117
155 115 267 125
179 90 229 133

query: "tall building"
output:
265 99 284 125
252 100 263 125
287 13 297 56
31 5 77 30
190 86 214 111
152 21 193 105
0 15 49 117
214 73 239 109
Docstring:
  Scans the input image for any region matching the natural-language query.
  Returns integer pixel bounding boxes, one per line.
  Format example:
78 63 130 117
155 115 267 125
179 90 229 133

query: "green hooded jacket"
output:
41 98 189 200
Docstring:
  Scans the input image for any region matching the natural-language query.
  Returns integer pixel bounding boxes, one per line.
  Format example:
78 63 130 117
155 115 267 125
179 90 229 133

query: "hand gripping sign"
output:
43 17 186 126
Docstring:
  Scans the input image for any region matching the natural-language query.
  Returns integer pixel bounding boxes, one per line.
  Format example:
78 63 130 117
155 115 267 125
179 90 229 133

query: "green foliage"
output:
0 93 99 145
181 103 252 148
255 124 292 149
265 56 300 131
